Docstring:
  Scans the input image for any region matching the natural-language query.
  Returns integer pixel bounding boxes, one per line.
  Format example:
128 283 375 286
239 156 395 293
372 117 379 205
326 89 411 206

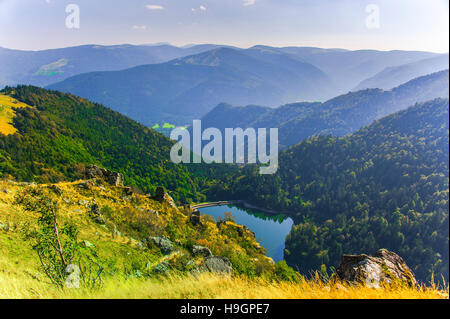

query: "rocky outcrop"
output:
150 236 175 255
89 203 106 224
154 186 177 208
84 164 124 186
204 256 233 275
190 209 202 226
335 249 417 288
192 245 212 258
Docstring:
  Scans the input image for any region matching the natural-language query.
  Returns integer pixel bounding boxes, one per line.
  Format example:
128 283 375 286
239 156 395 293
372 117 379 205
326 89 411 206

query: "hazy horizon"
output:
1 41 449 54
0 0 448 53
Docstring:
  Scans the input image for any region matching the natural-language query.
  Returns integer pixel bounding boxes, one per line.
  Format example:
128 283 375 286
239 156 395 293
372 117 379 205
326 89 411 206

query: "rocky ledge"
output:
83 164 124 186
335 249 417 288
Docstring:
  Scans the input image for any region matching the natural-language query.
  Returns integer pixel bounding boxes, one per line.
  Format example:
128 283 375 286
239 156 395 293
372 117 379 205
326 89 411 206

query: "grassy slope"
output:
0 180 447 299
0 94 31 135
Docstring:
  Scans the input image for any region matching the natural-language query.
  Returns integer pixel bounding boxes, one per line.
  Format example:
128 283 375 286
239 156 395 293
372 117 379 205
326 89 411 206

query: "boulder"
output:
150 236 175 255
190 209 202 226
89 203 106 225
154 186 177 208
335 249 417 288
192 245 212 258
84 164 124 186
204 256 233 275
78 180 94 190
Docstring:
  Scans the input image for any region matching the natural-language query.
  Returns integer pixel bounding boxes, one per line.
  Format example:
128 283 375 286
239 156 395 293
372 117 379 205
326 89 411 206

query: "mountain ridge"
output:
199 70 449 148
47 47 332 125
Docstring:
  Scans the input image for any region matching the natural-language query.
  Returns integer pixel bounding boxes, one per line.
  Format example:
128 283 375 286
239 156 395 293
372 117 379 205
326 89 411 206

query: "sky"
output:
0 0 448 52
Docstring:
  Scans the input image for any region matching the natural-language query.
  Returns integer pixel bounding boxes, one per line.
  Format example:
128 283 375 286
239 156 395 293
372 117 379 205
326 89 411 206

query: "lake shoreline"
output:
197 204 294 262
192 200 291 216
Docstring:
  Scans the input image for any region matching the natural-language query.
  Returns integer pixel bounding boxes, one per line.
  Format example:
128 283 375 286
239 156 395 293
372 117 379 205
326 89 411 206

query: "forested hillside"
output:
204 98 449 283
47 47 331 125
200 70 449 148
0 86 201 202
355 54 449 90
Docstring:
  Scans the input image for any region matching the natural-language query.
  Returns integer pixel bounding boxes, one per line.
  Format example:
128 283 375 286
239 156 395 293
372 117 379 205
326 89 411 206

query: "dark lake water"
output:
199 205 294 262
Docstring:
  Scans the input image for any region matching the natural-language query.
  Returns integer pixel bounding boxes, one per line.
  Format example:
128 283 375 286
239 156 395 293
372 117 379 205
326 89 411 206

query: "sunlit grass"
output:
1 180 448 300
0 271 447 299
0 93 32 135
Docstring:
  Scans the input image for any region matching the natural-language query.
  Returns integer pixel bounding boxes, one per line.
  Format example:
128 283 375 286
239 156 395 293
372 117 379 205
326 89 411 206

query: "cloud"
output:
146 4 164 10
132 25 147 30
200 5 207 11
243 0 256 6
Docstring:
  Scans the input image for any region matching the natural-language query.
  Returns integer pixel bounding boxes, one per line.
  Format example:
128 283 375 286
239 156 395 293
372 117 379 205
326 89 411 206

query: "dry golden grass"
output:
0 93 32 135
0 272 447 299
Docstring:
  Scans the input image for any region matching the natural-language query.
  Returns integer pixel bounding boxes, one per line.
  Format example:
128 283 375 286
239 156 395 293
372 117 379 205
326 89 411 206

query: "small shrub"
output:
15 186 103 288
274 261 301 283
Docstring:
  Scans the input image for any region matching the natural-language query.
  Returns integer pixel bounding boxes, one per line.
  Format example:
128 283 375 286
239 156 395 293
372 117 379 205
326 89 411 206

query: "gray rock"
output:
335 249 417 288
190 209 202 226
89 203 106 224
65 264 80 289
84 164 124 186
204 256 233 275
192 245 212 258
78 181 93 190
154 186 177 208
150 236 174 255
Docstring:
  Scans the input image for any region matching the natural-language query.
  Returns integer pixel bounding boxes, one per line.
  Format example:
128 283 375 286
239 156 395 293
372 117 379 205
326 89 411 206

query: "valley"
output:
0 42 448 300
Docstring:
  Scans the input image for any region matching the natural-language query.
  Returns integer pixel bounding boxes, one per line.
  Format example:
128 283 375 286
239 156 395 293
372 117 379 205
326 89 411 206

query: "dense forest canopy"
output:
199 70 449 149
204 99 449 283
0 86 201 202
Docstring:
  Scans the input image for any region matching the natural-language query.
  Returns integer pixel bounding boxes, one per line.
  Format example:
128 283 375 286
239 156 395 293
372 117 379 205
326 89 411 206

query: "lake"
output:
198 205 294 262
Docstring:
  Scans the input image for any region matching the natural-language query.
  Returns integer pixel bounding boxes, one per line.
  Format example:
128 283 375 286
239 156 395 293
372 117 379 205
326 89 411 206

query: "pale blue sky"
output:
0 0 448 52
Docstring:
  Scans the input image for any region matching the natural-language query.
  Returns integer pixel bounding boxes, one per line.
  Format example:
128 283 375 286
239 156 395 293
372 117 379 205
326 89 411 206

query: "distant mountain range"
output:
0 44 226 88
47 47 332 125
270 46 441 95
200 70 449 148
354 54 449 90
1 43 447 125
